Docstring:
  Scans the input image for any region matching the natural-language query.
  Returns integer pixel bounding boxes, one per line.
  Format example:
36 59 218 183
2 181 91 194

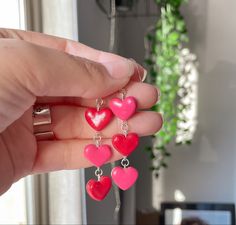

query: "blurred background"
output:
0 0 236 225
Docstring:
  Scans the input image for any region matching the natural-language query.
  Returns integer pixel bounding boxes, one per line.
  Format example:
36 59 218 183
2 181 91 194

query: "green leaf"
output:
158 130 166 137
151 104 158 111
155 30 163 41
167 32 180 45
185 140 192 145
144 58 153 66
161 162 168 168
176 20 185 31
156 145 167 151
149 166 156 171
164 135 172 143
146 33 154 41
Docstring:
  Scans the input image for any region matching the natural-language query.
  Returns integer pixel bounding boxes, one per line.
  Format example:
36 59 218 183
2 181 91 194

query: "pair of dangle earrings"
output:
84 90 139 201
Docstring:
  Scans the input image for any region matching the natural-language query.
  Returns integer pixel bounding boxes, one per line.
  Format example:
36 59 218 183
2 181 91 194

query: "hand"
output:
0 28 162 195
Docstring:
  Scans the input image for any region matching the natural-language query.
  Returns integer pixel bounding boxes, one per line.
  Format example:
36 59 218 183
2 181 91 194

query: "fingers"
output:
36 81 159 109
0 38 137 131
0 28 146 81
33 105 162 139
33 109 162 173
33 139 122 173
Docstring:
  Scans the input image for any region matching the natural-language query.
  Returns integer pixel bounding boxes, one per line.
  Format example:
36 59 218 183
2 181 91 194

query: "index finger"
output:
0 28 146 81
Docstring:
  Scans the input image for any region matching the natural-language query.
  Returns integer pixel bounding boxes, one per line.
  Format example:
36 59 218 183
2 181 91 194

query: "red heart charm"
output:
85 108 113 131
111 166 138 190
109 96 137 120
86 176 112 201
84 144 112 167
112 133 139 156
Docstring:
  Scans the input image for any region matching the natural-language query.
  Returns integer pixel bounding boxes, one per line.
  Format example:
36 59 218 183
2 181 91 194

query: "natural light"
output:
0 0 27 224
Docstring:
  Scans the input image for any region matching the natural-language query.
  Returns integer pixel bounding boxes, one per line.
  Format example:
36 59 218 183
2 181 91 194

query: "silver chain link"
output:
121 121 129 136
121 157 130 168
95 167 103 181
120 89 126 100
96 98 104 111
120 89 130 167
93 132 102 147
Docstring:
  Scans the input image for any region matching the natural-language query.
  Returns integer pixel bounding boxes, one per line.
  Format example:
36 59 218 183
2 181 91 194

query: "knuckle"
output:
83 59 106 78
79 59 108 98
18 43 52 96
22 44 50 96
0 39 49 96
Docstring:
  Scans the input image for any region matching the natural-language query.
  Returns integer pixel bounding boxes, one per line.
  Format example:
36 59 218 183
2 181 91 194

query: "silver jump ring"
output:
120 89 126 100
121 158 130 168
93 133 102 147
95 168 103 177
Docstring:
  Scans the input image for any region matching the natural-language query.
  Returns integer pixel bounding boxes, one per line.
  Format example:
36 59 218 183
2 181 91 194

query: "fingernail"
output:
103 59 134 79
156 87 161 103
129 58 147 82
142 69 147 82
157 112 164 130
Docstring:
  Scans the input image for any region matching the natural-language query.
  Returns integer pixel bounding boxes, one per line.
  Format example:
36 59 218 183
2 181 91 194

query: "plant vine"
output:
144 0 194 177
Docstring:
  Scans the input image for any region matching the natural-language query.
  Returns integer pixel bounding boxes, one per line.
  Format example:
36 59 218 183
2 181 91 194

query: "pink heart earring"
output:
109 89 137 121
110 89 139 190
84 98 113 201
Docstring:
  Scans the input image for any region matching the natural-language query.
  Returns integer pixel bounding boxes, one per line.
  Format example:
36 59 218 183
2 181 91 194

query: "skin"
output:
0 28 162 195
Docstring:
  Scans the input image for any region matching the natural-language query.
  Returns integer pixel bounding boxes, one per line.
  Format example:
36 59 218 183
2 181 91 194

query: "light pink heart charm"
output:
111 166 138 190
109 96 137 120
84 144 112 167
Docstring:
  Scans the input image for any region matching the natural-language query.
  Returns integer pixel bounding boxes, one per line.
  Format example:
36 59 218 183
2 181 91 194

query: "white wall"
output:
159 0 236 204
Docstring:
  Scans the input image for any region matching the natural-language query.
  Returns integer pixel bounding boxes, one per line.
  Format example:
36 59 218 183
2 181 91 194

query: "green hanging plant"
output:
144 0 195 177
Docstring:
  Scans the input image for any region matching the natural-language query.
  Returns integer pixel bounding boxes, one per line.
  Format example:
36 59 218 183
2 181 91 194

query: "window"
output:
0 1 86 224
0 1 27 224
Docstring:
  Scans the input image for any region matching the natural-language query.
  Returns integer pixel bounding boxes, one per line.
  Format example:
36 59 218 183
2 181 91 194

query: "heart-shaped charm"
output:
85 108 113 131
86 176 112 201
84 144 112 167
111 166 138 190
109 96 137 121
112 133 139 156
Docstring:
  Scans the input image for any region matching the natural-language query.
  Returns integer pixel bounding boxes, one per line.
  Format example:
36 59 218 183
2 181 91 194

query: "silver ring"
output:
33 105 54 140
33 105 52 126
